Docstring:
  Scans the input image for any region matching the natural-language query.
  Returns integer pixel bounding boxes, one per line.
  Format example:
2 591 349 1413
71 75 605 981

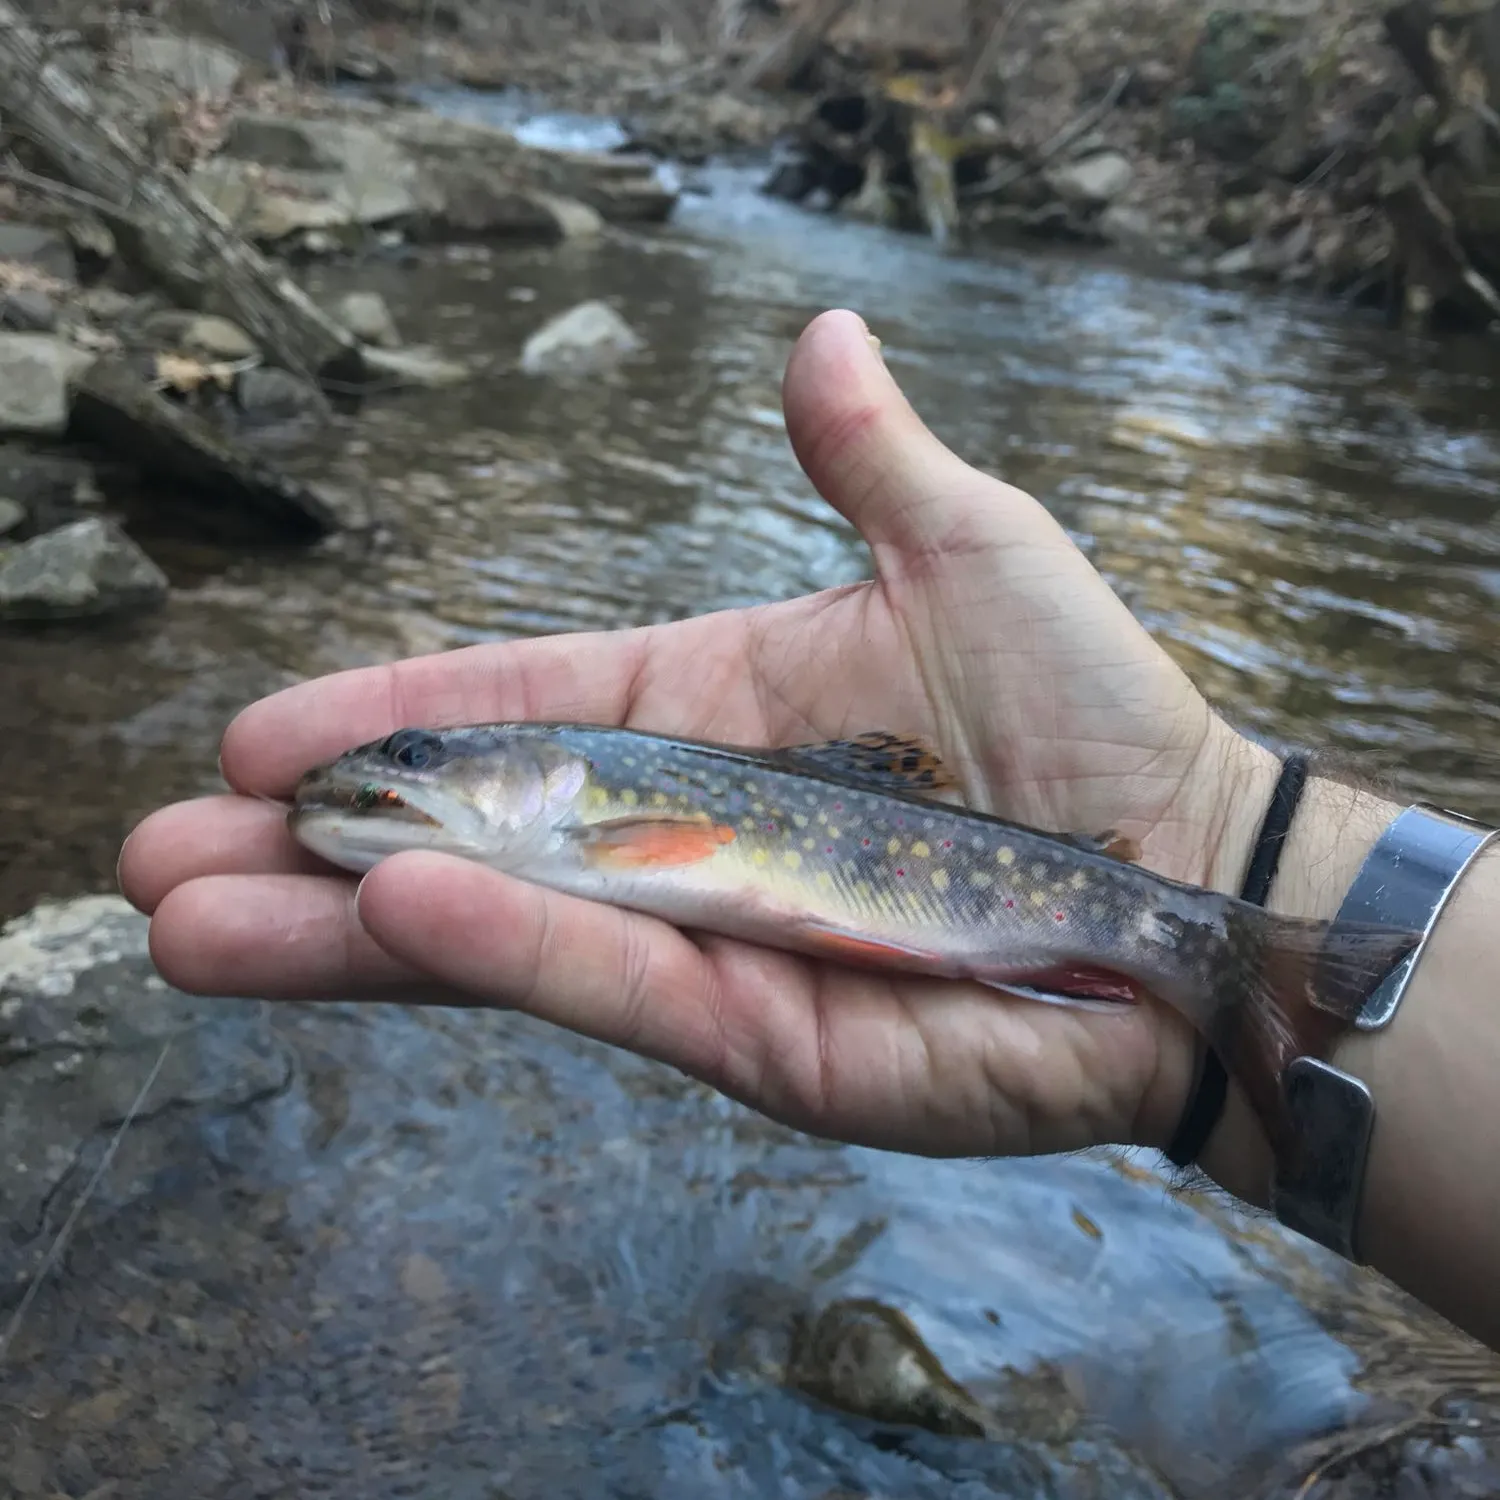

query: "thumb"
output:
781 309 1064 562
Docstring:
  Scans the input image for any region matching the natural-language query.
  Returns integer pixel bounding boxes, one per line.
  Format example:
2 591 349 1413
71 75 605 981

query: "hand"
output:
119 309 1278 1171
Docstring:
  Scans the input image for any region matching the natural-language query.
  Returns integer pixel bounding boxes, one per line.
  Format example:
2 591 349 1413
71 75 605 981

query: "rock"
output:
332 291 400 349
1098 205 1161 253
76 287 137 323
1212 243 1261 278
138 310 258 360
1206 194 1265 248
0 451 99 528
382 112 678 225
0 288 58 333
234 366 325 425
183 315 258 360
0 895 287 1292
0 517 167 621
0 498 25 536
416 174 604 243
122 30 247 102
520 301 644 377
1046 152 1134 208
360 345 470 389
69 359 352 539
0 224 77 284
0 334 95 435
63 213 116 266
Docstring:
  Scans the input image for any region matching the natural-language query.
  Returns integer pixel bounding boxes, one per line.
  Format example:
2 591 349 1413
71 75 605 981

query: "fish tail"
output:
1206 907 1421 1161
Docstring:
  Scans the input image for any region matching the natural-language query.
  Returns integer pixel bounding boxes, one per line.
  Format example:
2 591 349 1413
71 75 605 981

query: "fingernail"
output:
353 871 373 923
114 834 132 895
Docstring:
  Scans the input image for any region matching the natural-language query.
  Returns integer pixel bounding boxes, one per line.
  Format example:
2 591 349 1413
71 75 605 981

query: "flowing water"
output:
4 94 1500 1498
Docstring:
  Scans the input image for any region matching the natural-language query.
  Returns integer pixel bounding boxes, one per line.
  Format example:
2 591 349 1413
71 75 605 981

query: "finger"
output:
120 796 330 915
355 851 740 1086
149 873 438 1000
219 627 654 800
782 308 1066 558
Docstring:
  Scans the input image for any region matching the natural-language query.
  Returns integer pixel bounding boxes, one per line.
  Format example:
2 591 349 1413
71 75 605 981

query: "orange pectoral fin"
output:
581 817 737 870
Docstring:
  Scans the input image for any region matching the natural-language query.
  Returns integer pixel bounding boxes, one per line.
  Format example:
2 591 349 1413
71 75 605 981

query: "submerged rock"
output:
361 345 470 389
520 300 643 377
0 334 94 435
332 291 401 349
0 517 167 621
0 498 25 536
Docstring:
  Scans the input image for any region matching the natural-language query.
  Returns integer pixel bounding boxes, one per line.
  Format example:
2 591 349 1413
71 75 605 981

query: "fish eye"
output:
379 728 446 770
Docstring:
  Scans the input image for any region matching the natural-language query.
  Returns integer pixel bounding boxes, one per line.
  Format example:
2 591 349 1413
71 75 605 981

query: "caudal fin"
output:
1210 909 1421 1162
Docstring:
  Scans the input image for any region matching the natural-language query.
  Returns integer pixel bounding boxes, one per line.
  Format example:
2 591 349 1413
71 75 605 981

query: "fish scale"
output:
289 721 1422 1162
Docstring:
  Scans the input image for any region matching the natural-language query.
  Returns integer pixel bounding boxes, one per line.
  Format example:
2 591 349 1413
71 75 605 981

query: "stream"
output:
4 90 1500 1498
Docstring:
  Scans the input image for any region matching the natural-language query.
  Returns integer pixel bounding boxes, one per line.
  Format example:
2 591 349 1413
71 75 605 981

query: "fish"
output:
287 722 1421 1158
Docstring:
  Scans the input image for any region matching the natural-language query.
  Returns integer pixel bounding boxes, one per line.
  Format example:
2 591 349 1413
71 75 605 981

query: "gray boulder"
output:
0 517 168 621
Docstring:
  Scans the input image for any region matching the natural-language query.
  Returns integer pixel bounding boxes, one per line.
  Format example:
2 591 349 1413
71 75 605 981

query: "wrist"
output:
1173 735 1402 1206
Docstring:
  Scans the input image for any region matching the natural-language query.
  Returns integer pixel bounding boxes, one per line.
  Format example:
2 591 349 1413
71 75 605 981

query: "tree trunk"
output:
0 0 364 396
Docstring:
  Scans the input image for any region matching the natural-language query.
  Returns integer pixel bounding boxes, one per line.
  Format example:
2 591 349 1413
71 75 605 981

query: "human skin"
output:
118 309 1500 1349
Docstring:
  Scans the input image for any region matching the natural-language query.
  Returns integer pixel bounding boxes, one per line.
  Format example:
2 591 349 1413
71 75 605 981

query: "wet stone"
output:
0 517 168 621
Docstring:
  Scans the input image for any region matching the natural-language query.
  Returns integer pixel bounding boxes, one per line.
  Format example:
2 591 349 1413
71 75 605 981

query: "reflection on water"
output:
6 103 1500 1499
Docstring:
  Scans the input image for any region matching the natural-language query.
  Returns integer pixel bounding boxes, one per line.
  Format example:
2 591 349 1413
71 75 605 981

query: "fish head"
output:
288 724 589 874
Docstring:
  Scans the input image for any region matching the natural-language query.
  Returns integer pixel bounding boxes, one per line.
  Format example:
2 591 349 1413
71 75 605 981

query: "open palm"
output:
121 310 1274 1162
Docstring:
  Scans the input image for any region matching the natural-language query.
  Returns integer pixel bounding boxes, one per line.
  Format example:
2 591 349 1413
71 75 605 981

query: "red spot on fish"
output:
1005 899 1015 909
942 841 952 850
862 838 872 847
1054 911 1066 922
764 822 777 832
895 868 905 878
825 846 835 854
834 801 844 812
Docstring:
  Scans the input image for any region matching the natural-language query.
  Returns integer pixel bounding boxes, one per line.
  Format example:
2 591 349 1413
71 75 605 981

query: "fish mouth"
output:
290 769 442 829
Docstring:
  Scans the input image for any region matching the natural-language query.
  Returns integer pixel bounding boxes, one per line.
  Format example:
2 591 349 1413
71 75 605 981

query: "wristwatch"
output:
1270 803 1500 1261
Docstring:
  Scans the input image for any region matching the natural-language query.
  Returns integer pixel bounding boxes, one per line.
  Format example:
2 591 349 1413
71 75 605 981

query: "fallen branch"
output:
0 1 365 398
959 67 1132 200
737 0 854 92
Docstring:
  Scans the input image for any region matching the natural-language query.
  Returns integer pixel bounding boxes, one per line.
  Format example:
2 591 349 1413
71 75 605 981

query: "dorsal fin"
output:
1054 828 1143 863
772 731 960 796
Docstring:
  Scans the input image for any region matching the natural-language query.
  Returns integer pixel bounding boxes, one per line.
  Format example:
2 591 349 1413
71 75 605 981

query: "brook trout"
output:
289 723 1419 1154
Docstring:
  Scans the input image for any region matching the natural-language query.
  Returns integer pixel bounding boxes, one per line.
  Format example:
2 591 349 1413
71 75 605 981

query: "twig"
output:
959 66 1132 200
0 157 150 228
954 0 1027 116
0 1037 173 1369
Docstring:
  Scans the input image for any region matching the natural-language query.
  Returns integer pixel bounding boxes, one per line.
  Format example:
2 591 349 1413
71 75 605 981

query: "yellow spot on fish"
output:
783 850 802 871
620 789 638 808
792 813 808 829
827 826 840 839
803 837 816 851
751 849 769 867
1029 890 1047 908
887 838 902 856
969 870 993 888
815 871 833 891
1070 870 1089 891
910 840 930 859
652 792 668 807
752 801 765 815
744 782 758 794
931 869 950 892
854 881 872 899
587 786 609 809
741 817 756 832
622 756 636 768
997 847 1015 866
